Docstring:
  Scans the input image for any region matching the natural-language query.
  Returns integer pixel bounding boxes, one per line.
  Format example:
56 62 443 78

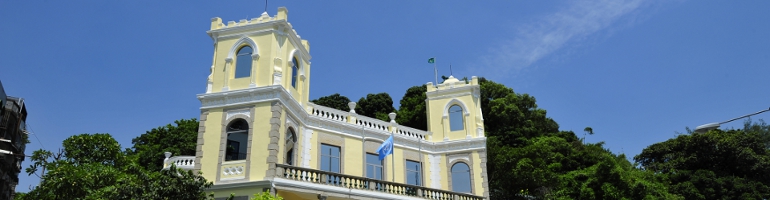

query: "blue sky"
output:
2 0 769 192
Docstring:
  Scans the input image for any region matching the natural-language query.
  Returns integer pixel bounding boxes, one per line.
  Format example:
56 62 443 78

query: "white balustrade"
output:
308 103 349 122
356 115 390 132
163 156 195 170
395 125 427 140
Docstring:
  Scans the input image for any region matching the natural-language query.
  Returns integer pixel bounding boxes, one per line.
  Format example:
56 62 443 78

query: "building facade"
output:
0 81 27 200
164 8 489 200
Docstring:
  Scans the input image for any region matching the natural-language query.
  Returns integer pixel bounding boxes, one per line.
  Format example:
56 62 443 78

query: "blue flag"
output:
377 135 394 161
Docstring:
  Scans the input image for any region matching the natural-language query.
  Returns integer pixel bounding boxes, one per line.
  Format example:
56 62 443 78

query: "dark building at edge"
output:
0 80 27 200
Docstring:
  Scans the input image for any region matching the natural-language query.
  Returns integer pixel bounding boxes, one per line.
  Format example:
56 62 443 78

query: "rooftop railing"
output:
307 102 429 141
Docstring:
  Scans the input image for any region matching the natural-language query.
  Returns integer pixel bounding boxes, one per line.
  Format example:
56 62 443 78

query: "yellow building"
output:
164 7 489 200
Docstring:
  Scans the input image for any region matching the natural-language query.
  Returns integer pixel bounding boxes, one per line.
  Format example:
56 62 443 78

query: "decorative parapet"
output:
355 115 391 133
221 161 247 180
308 102 349 123
307 102 429 141
396 125 429 140
426 76 479 93
163 152 195 170
210 7 289 31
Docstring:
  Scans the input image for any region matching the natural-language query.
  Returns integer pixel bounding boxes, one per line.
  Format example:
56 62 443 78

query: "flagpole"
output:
433 60 438 88
391 131 395 182
361 124 366 177
418 136 422 186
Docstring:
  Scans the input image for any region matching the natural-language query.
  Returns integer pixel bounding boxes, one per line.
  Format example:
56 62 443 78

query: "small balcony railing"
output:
276 164 483 200
163 152 195 170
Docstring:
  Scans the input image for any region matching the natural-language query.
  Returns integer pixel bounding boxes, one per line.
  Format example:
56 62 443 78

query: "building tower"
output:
195 6 312 193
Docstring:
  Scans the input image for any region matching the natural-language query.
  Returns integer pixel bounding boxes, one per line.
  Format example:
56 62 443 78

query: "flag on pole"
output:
428 58 435 64
377 135 394 161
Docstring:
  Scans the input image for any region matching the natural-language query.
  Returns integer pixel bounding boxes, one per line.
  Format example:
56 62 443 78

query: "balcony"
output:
162 152 195 170
160 154 483 200
275 164 483 200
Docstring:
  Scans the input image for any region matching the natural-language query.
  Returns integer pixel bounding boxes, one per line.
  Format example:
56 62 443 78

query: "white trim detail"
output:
286 116 297 128
288 49 305 80
429 154 442 189
226 109 251 121
448 154 470 165
301 128 314 168
443 98 471 117
226 36 259 61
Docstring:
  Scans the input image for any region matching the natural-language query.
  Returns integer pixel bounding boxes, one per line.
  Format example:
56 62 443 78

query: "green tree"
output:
129 118 200 171
21 133 212 200
396 85 428 130
310 93 352 112
251 191 284 200
556 154 682 199
355 93 396 121
744 119 770 148
635 129 770 199
469 78 677 199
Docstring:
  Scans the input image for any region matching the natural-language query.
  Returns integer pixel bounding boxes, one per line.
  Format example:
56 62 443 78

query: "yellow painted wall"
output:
425 77 482 143
248 102 273 180
344 137 363 177
471 151 484 196
200 109 223 182
208 15 311 106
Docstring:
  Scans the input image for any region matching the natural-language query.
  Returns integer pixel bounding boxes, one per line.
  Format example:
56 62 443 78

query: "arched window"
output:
225 119 249 161
449 105 464 131
234 46 253 78
291 57 299 88
451 162 472 193
285 128 297 165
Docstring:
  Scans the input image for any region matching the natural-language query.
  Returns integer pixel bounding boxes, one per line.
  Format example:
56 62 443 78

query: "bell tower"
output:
425 76 485 142
195 7 312 185
204 7 311 104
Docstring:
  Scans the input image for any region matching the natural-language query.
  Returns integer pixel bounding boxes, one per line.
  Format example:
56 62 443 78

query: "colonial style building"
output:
164 7 489 200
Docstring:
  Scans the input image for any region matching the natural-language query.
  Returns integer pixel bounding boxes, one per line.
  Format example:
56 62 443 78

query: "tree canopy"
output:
129 118 200 172
355 93 396 121
395 85 427 130
635 127 770 199
312 92 396 122
310 93 351 112
20 132 212 199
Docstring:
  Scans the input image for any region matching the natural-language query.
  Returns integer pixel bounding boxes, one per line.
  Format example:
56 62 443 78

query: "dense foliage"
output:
310 93 351 112
129 118 200 172
19 133 212 200
310 92 396 122
355 93 396 121
395 85 428 130
635 127 770 199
